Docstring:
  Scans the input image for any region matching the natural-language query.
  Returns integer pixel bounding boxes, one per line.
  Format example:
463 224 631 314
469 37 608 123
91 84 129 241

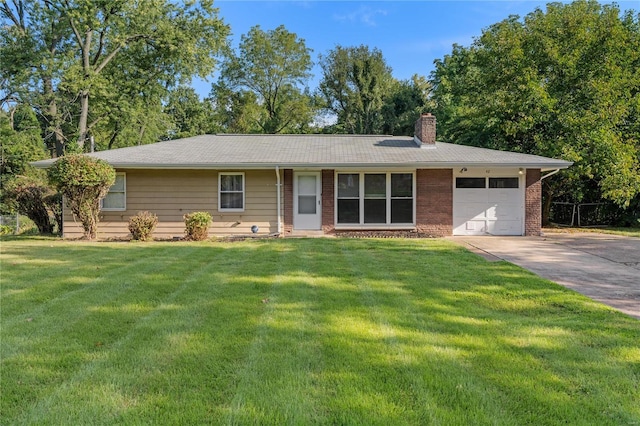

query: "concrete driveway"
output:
451 233 640 319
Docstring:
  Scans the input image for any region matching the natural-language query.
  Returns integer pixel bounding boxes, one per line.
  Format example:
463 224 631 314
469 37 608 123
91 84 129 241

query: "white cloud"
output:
333 6 388 27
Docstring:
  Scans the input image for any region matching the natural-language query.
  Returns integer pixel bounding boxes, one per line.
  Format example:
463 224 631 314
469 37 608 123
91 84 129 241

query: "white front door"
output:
294 172 322 230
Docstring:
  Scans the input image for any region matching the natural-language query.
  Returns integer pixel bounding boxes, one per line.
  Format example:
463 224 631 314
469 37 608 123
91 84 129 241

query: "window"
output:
337 174 359 223
336 172 414 225
456 177 485 189
391 173 413 223
489 177 519 188
364 174 386 223
219 173 244 211
101 173 126 211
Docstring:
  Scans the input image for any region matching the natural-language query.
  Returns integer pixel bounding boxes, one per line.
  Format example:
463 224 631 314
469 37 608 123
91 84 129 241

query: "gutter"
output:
31 159 573 171
540 169 561 180
275 166 282 234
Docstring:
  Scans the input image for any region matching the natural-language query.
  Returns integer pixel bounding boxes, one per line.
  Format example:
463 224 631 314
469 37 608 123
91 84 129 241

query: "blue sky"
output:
193 0 629 97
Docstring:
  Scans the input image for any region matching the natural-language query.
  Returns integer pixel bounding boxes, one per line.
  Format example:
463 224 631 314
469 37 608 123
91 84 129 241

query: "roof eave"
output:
63 161 573 171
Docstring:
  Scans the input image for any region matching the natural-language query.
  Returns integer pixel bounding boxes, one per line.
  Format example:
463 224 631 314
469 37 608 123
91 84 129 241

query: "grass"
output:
544 226 640 238
1 238 639 425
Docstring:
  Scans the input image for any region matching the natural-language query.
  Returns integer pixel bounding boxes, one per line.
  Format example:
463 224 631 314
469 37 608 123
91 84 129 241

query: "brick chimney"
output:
414 113 436 148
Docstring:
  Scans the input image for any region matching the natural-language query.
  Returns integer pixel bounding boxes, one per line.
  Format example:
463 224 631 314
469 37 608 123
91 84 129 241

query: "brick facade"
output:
415 169 453 236
283 169 293 235
525 169 542 236
284 167 539 238
321 170 335 234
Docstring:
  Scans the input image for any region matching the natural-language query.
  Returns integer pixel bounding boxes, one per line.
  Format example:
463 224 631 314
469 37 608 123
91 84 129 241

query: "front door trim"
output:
293 171 322 230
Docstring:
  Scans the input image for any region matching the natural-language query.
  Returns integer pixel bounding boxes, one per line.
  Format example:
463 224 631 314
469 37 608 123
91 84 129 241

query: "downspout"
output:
275 166 282 234
541 169 561 180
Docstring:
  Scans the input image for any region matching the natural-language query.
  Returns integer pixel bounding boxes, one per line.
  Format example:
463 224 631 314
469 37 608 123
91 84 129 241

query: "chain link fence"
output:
0 214 20 234
550 202 617 227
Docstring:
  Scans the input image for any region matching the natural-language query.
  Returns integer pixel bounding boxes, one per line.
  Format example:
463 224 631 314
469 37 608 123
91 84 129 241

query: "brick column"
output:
283 169 293 235
321 170 335 234
525 169 542 236
415 169 453 236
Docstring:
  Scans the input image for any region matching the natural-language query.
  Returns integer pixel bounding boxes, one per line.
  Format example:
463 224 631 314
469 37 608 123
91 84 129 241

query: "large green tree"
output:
1 0 229 155
381 75 434 136
212 25 315 134
318 45 394 134
164 86 217 139
431 0 640 223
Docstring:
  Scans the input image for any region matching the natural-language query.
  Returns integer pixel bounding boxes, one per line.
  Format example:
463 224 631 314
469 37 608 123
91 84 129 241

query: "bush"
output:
48 155 115 240
128 211 158 241
184 211 212 241
44 193 63 235
2 176 55 234
0 225 13 236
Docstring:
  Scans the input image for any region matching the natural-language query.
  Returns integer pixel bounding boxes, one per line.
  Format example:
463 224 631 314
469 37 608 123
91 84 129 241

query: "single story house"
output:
34 114 571 239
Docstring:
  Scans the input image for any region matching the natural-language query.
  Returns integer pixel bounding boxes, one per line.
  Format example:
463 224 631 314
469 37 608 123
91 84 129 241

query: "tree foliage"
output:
164 86 217 139
381 75 434 136
2 175 55 234
318 45 393 134
213 25 315 133
48 154 115 239
431 1 640 221
1 0 229 154
0 106 46 180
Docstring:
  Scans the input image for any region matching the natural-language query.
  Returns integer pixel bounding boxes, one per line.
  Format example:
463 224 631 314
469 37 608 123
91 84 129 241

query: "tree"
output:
164 86 217 139
1 0 229 155
431 1 640 223
48 154 115 239
381 75 434 136
0 106 46 182
318 45 393 134
213 25 315 133
2 175 55 234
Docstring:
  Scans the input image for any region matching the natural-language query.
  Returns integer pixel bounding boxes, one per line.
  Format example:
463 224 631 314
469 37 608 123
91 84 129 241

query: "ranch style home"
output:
34 114 571 239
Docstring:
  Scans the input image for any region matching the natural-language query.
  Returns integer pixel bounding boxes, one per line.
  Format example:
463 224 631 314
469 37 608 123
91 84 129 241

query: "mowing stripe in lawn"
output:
223 239 330 424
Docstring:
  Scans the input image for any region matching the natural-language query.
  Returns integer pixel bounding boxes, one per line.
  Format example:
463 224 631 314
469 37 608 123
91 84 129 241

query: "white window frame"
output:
218 172 245 212
100 172 126 211
335 171 415 228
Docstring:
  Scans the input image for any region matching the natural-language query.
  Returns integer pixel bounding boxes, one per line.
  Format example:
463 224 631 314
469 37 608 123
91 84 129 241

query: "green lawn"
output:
544 226 640 238
1 238 639 425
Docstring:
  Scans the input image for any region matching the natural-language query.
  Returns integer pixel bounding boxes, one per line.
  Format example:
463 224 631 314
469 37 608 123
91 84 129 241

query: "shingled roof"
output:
32 134 572 171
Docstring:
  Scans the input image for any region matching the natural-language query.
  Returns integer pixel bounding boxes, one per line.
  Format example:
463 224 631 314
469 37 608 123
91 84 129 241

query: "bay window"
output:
336 172 414 226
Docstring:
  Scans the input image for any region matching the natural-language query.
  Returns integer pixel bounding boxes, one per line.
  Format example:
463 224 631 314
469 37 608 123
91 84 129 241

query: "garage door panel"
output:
461 204 490 219
489 204 522 220
488 219 522 235
488 189 519 203
457 190 489 203
454 219 487 235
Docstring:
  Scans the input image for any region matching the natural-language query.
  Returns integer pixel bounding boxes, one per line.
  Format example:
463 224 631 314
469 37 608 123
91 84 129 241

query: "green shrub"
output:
0 225 13 236
48 155 115 240
128 211 158 241
184 211 212 241
2 176 55 234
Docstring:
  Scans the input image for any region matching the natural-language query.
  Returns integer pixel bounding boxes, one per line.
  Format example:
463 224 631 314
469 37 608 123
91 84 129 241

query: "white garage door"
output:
453 173 524 236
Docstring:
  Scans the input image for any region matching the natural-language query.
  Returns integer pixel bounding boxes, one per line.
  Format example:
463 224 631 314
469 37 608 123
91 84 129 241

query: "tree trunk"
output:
542 183 554 226
43 77 66 157
77 90 89 149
